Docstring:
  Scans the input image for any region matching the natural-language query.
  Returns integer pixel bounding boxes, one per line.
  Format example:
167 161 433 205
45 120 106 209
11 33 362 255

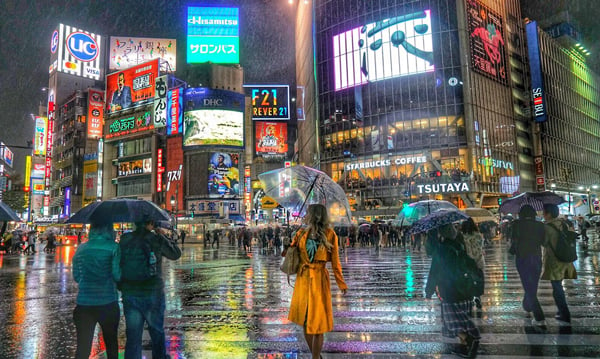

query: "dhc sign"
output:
66 32 99 62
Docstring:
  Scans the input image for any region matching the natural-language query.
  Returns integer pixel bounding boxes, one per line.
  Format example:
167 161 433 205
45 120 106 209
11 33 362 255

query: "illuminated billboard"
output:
32 179 45 195
183 88 244 149
247 85 290 120
167 87 183 135
467 0 507 84
186 6 239 64
32 164 45 179
34 116 48 156
118 158 152 177
526 21 547 123
166 137 183 211
1 143 13 168
255 122 288 158
333 10 434 91
208 152 240 198
153 75 168 128
106 111 153 140
87 89 104 139
105 59 159 114
50 24 103 80
109 36 176 71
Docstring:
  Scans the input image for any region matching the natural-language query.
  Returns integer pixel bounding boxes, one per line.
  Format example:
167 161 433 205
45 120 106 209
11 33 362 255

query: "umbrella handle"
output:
296 174 320 220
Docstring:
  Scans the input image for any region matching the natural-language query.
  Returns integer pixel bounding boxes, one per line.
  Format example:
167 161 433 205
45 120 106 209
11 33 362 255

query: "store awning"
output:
229 214 246 223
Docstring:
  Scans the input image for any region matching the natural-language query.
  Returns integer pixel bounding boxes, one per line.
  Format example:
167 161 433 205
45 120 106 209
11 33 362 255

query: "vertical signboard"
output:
166 137 184 212
64 186 71 217
24 156 31 193
153 75 168 128
244 165 251 221
34 117 48 156
466 0 507 84
157 148 165 192
186 6 240 64
526 21 547 123
166 87 183 135
82 159 98 206
53 23 103 80
534 156 545 192
87 89 104 139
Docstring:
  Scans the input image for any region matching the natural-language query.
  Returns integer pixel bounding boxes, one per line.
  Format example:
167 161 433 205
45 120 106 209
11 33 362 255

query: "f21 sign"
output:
247 85 290 120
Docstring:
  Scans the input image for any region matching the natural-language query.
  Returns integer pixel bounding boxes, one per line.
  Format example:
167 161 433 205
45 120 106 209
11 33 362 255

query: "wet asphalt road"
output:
1 234 600 359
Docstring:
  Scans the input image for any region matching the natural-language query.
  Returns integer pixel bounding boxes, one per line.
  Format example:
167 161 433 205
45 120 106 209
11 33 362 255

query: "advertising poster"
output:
467 0 507 84
526 21 547 123
208 152 239 198
87 89 104 139
82 160 98 206
32 164 45 179
167 87 183 135
1 144 13 168
255 122 288 158
333 9 434 91
166 137 184 212
34 116 47 156
51 23 103 80
247 85 290 120
105 58 159 114
153 75 168 128
109 36 176 71
32 179 45 195
183 88 244 149
187 6 239 64
118 158 152 177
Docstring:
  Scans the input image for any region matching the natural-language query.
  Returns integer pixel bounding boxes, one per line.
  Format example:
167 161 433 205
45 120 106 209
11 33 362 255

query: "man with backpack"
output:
542 204 577 325
119 220 181 359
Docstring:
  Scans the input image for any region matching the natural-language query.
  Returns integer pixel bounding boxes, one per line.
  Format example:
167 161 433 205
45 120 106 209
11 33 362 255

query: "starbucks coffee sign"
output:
345 155 427 171
417 182 470 194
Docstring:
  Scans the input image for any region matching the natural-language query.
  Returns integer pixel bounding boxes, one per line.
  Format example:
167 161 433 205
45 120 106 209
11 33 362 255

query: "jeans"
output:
515 255 545 321
73 301 120 359
551 280 571 322
122 292 169 359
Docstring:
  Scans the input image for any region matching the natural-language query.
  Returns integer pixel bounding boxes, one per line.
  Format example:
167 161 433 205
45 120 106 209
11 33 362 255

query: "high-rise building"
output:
296 0 531 216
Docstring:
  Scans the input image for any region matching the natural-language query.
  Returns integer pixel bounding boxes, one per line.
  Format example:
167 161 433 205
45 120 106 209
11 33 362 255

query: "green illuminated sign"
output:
187 6 239 64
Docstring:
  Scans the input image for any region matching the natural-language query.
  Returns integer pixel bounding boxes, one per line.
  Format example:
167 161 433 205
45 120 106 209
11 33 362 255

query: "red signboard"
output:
166 137 184 212
105 59 159 114
157 148 165 193
255 122 288 157
87 89 104 139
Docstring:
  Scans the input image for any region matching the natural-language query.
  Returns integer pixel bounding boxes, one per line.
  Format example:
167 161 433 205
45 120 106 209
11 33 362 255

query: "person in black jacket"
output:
510 205 546 327
119 220 181 359
426 223 480 358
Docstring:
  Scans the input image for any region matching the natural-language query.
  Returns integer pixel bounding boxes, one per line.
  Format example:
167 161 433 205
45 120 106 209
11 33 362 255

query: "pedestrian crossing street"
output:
101 237 600 358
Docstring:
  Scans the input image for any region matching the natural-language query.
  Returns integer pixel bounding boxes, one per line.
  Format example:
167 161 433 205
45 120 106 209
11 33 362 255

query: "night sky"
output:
1 0 599 176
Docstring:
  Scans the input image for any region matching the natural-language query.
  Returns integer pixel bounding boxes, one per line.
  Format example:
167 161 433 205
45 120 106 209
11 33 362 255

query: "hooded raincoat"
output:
288 227 348 334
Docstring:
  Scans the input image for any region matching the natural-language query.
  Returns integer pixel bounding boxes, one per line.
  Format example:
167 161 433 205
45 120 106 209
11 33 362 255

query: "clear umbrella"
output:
258 165 352 225
392 200 458 227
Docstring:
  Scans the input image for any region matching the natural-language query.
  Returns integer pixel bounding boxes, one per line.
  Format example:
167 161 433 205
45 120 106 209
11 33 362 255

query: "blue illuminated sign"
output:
526 21 547 123
186 6 239 64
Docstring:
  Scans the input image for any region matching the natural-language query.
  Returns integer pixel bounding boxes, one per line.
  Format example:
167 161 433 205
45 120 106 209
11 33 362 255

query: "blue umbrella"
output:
66 199 170 224
498 191 564 214
0 201 21 222
407 210 469 235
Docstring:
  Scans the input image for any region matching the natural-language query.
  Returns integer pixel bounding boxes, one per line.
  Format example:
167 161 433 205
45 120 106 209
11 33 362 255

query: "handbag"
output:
280 245 301 275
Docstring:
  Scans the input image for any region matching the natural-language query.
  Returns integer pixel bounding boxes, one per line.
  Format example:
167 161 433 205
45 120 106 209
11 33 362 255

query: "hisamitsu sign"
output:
186 6 239 64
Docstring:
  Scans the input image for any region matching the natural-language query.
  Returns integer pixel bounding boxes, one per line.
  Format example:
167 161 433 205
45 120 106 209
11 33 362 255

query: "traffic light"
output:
498 198 502 205
429 171 442 178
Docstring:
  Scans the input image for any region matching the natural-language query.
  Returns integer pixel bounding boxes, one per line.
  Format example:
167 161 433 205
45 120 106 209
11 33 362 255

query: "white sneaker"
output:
531 319 546 326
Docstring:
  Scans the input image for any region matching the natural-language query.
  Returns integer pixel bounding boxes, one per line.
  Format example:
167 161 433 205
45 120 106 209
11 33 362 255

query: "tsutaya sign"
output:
417 182 470 194
345 155 427 171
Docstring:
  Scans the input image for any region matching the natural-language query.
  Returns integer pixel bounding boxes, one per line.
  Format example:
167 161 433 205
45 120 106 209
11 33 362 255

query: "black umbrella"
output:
66 199 170 224
0 202 21 222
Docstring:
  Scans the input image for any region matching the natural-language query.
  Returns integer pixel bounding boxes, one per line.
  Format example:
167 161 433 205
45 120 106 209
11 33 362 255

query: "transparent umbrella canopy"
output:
392 200 458 227
258 165 352 225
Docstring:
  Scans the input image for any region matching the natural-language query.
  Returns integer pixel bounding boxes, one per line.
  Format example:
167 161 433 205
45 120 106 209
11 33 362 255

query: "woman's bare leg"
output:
312 333 324 358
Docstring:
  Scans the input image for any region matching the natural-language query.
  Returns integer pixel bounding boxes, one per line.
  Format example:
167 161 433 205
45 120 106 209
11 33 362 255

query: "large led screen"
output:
333 10 434 91
183 88 244 149
109 36 177 71
105 59 159 114
187 6 239 64
467 0 507 84
208 152 240 198
255 122 288 158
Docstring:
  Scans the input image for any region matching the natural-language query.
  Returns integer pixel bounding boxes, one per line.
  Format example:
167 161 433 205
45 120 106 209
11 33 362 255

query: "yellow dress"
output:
288 227 348 334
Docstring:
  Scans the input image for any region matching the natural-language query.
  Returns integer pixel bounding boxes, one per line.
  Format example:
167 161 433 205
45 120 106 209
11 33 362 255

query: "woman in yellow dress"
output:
288 204 348 359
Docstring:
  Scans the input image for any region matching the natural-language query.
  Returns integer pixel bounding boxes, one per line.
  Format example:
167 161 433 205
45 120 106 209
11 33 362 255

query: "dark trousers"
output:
123 292 168 359
73 301 120 359
551 280 571 322
515 255 545 321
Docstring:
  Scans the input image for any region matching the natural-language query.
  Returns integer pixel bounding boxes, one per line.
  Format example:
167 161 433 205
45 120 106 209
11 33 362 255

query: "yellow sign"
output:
261 196 278 209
